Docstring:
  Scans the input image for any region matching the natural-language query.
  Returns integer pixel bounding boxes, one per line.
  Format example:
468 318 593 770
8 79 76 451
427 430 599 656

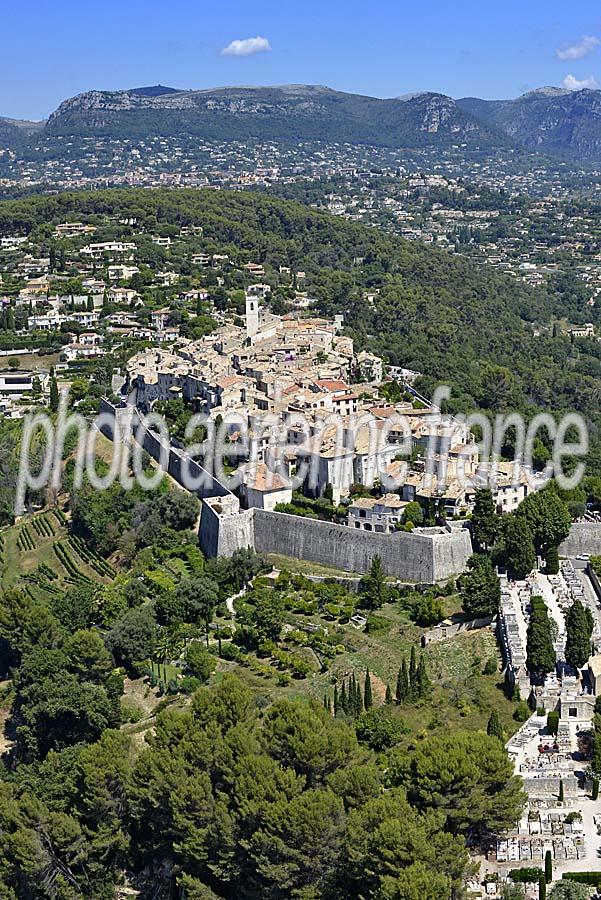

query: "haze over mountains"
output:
2 82 601 162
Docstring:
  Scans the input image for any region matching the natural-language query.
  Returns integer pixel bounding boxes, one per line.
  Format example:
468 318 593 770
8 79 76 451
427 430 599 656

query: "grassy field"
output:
225 589 521 743
0 352 61 372
265 553 361 578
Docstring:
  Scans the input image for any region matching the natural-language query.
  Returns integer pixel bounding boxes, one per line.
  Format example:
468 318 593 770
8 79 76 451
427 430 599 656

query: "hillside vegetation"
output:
2 187 601 459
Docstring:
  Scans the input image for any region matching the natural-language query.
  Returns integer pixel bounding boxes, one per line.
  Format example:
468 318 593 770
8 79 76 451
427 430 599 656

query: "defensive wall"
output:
198 495 473 583
99 399 470 583
559 522 601 557
98 399 231 501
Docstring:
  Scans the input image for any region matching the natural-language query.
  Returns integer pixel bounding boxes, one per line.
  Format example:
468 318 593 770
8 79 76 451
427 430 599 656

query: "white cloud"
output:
221 36 272 57
557 35 600 61
562 73 599 90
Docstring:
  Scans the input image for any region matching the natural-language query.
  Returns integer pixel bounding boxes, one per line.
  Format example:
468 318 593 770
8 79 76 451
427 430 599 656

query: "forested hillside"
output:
1 187 600 460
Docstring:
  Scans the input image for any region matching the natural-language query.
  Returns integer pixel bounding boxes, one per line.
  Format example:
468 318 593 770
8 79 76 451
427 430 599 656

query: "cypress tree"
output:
538 874 546 900
340 681 348 715
558 779 564 802
545 546 559 575
593 777 599 801
397 658 409 703
49 376 59 412
385 683 392 704
526 596 556 678
592 715 601 777
544 849 552 884
471 488 498 552
487 710 504 741
565 599 593 671
333 684 339 715
409 646 417 698
415 655 430 698
364 669 373 709
354 676 363 717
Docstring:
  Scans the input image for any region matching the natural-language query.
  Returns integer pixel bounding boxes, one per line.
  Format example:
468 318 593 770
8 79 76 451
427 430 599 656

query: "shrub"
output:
120 703 143 724
481 655 498 676
179 676 202 694
513 701 530 722
509 867 544 884
547 710 560 736
562 872 601 886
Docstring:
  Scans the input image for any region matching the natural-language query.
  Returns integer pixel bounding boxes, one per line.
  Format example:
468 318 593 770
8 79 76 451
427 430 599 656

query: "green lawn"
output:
265 553 361 578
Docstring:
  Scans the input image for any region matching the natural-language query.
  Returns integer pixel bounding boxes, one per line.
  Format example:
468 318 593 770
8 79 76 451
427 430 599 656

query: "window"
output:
569 707 578 717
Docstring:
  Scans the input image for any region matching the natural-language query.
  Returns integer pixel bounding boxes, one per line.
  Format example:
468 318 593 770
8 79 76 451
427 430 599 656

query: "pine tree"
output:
364 669 373 709
385 683 392 704
487 710 504 741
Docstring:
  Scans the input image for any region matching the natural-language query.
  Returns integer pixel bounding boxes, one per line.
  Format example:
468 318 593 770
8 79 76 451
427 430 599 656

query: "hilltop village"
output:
0 200 537 524
125 291 533 522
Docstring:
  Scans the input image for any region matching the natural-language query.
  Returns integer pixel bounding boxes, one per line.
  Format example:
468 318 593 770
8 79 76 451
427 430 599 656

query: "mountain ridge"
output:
3 83 601 161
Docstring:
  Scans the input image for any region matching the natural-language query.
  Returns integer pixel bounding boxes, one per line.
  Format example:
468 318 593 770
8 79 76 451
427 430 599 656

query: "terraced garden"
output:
1 508 115 601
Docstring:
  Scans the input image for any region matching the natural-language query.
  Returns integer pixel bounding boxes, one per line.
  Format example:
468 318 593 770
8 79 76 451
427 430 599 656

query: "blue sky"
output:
2 1 601 119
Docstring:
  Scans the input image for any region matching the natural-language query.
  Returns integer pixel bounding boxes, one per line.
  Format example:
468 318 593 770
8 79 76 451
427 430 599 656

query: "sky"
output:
2 1 601 120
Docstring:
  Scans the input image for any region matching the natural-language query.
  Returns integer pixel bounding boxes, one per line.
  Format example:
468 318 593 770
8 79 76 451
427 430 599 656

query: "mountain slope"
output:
0 116 43 149
43 84 504 149
458 88 601 161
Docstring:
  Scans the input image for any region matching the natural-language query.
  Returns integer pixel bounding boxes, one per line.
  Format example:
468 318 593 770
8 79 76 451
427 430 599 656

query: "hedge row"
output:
17 525 35 552
53 541 93 584
32 516 55 538
68 535 115 578
53 507 67 527
25 572 61 596
38 562 59 581
563 872 601 886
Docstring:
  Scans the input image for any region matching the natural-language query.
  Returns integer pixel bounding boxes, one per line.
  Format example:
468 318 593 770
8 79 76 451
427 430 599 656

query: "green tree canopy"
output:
459 554 501 618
